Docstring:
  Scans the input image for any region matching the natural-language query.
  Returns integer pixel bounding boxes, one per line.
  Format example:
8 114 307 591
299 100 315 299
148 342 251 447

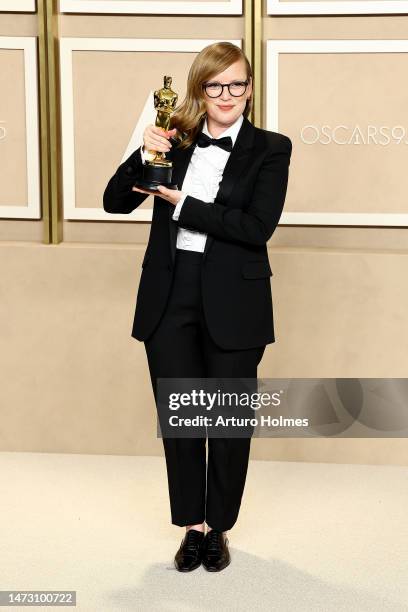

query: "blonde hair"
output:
169 42 253 149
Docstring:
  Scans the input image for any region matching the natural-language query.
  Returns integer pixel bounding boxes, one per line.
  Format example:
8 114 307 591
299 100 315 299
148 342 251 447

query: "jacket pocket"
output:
242 260 273 279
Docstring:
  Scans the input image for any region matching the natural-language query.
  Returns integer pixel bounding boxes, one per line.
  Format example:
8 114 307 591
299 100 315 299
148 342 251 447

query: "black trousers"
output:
144 247 265 532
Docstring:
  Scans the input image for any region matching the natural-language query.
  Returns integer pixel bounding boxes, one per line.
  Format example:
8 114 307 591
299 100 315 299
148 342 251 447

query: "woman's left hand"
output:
132 185 182 206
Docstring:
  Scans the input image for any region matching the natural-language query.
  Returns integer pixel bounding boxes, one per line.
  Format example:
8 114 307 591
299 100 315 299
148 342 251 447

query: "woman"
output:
103 41 292 572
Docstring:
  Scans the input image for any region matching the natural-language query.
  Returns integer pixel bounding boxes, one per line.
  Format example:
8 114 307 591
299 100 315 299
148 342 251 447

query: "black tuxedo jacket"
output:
103 116 292 350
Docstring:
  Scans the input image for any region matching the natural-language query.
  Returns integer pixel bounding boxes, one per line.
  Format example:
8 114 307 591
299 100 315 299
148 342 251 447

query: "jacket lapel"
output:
166 115 256 264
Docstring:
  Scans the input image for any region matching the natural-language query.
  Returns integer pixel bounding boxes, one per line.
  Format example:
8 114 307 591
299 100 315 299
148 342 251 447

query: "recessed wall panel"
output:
60 38 241 221
267 40 408 226
0 37 40 220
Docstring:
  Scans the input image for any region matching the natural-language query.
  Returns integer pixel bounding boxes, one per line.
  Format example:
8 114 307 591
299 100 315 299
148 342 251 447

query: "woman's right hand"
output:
143 124 177 154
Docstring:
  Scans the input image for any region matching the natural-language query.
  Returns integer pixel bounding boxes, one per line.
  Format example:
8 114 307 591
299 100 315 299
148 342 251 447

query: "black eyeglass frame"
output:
202 79 250 98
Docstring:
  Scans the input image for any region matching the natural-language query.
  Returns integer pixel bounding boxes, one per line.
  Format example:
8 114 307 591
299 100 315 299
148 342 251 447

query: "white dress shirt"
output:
140 113 244 252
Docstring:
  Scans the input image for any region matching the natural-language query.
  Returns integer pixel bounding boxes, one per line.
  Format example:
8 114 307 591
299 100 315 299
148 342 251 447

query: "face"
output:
202 59 252 130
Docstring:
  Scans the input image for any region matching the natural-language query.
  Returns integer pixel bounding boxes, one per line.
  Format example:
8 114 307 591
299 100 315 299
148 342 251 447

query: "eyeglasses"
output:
202 80 249 98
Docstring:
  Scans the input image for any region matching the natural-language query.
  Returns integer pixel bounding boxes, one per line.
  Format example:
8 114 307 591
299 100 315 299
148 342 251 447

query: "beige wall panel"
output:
73 50 194 212
0 14 40 241
0 220 43 241
272 226 408 250
265 46 408 220
264 16 408 39
276 51 408 215
1 243 407 463
59 16 243 38
0 49 27 207
62 223 408 254
261 23 408 237
0 15 37 37
261 17 408 249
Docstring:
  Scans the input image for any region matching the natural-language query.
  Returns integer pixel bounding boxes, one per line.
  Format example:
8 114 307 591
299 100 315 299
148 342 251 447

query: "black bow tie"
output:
196 132 233 153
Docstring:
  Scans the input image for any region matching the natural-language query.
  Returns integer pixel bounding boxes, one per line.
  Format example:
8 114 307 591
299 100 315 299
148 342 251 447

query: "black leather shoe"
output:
202 530 231 572
174 529 205 572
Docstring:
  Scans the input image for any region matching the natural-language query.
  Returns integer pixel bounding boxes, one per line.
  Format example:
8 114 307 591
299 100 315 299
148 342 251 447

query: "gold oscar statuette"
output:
135 75 179 191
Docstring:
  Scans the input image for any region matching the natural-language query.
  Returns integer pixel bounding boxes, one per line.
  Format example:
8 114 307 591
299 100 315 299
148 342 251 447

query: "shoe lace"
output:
206 530 223 552
184 529 203 552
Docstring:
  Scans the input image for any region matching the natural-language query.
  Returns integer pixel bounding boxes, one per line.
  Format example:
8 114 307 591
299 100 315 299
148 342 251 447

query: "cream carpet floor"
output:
1 452 407 612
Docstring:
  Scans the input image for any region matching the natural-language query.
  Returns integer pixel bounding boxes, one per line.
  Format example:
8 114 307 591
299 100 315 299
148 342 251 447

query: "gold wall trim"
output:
252 0 262 128
37 0 62 244
243 0 254 124
37 0 50 243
